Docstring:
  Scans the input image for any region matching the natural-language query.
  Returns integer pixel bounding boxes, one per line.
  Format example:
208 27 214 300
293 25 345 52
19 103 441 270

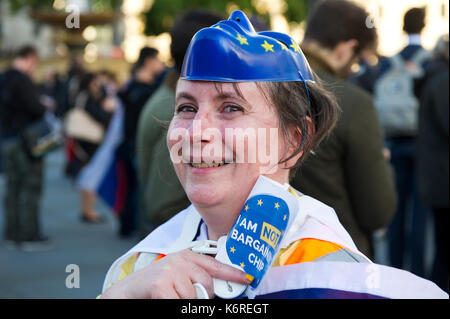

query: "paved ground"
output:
0 149 436 299
0 150 138 298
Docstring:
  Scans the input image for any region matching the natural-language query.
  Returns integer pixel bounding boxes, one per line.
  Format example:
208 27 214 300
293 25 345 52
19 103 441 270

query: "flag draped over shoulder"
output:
77 102 127 215
253 260 446 299
102 195 448 299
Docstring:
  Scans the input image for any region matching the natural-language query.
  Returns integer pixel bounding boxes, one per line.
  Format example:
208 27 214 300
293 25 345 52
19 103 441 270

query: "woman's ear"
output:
284 116 314 168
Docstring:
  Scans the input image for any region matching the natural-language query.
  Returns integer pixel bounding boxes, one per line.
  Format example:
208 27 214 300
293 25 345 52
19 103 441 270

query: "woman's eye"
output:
176 105 197 114
223 105 243 113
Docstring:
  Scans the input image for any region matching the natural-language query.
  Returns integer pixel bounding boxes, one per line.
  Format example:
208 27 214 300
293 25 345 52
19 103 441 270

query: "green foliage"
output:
6 0 309 35
143 0 309 36
284 0 309 23
8 0 53 13
90 0 122 12
143 0 265 36
7 0 121 13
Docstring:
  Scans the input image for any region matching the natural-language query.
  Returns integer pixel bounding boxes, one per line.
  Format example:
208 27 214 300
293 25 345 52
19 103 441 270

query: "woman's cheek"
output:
167 120 188 182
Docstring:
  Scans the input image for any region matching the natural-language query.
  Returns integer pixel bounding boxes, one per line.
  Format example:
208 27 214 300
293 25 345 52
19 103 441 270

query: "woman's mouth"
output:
189 161 230 168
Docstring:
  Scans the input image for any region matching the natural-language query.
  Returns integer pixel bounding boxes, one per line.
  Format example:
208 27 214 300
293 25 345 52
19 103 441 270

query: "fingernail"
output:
244 274 254 284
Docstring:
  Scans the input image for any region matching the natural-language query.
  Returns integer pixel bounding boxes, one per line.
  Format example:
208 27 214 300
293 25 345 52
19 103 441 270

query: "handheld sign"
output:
214 175 299 298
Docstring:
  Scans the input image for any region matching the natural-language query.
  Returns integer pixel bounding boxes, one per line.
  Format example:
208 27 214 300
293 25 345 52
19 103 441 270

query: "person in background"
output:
0 45 53 251
64 55 87 116
374 7 430 277
117 47 166 237
68 72 116 223
0 70 6 175
98 70 119 97
416 34 449 293
62 56 87 179
349 49 381 95
136 9 224 238
290 0 397 259
39 70 65 117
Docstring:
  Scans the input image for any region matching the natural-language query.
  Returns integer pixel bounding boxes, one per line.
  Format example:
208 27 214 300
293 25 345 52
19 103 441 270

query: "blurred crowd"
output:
0 1 448 293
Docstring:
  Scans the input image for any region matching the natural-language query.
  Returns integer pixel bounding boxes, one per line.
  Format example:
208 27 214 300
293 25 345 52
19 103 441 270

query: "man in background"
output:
374 7 430 277
0 45 52 251
291 0 397 258
117 47 166 237
416 34 449 292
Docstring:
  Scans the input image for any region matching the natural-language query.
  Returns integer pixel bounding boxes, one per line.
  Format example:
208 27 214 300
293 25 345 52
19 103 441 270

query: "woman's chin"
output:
186 185 225 208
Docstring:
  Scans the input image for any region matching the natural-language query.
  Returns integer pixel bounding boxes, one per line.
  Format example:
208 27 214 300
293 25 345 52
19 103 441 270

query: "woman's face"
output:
167 80 293 211
89 76 101 94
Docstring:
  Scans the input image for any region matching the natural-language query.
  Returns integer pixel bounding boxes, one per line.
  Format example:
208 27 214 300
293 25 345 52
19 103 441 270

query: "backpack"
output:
374 49 430 138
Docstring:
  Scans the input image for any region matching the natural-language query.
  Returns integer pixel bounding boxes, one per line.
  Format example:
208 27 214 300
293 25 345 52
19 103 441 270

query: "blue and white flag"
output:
77 101 127 214
102 179 448 299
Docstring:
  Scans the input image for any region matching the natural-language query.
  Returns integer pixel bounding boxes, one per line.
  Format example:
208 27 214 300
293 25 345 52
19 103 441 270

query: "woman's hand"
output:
101 97 116 112
101 249 251 299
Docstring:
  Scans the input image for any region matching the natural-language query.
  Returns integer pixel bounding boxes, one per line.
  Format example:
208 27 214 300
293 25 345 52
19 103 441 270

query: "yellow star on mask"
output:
257 199 263 206
278 41 288 51
290 39 301 53
261 40 274 52
244 205 249 211
236 34 248 45
240 262 245 268
274 202 280 209
230 247 236 253
283 215 287 221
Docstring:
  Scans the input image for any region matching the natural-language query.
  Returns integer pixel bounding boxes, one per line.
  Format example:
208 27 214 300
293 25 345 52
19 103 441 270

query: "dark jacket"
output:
290 47 397 257
0 68 46 137
416 62 449 208
136 69 190 235
119 70 166 150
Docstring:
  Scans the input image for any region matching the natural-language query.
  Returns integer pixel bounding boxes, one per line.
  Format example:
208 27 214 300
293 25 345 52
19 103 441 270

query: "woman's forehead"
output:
176 79 261 101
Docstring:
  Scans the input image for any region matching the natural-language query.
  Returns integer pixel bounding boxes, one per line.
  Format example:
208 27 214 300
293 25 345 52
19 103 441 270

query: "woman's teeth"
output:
190 162 226 168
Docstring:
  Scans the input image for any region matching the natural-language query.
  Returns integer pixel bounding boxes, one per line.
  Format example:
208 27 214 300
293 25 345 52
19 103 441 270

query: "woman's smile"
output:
187 161 231 175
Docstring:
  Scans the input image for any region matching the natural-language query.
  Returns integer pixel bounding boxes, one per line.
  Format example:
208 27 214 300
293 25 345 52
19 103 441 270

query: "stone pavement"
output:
0 150 138 298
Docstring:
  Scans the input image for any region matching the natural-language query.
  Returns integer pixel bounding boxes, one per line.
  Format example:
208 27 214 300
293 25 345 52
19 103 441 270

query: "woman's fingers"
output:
189 264 215 298
205 257 250 284
102 249 251 299
157 285 181 299
173 273 197 299
180 250 250 285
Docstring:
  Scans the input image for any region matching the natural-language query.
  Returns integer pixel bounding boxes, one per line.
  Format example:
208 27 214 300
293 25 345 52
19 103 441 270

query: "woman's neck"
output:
196 193 247 241
198 172 290 241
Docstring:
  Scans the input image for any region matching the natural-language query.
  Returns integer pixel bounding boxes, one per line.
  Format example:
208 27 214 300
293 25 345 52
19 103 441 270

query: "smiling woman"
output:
99 10 447 300
166 78 337 241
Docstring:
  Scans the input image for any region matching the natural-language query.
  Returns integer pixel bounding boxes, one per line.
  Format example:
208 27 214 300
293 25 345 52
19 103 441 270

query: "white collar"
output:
408 34 422 46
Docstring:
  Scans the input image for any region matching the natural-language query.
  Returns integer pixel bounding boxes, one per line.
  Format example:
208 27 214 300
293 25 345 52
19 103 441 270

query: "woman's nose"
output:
188 110 218 143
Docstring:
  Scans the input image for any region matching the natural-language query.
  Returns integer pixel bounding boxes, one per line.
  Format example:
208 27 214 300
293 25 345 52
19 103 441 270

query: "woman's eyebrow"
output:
175 92 197 103
213 92 242 102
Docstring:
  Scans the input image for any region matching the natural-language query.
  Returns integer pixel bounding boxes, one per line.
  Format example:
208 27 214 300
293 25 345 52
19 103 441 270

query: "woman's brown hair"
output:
257 75 340 176
182 76 339 177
